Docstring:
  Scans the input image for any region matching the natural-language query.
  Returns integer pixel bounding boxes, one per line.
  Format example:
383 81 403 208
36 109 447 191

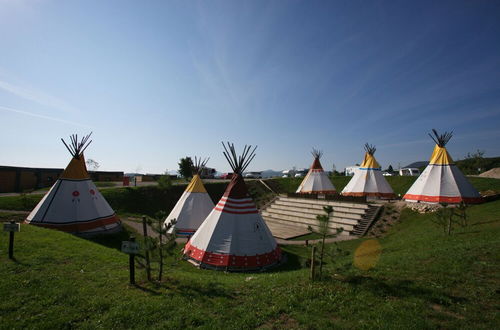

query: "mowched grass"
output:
0 199 498 328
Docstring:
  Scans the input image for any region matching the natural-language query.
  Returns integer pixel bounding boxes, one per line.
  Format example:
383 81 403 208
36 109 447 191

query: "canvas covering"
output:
26 156 121 235
296 156 336 194
164 174 215 236
184 174 281 270
404 145 482 203
342 153 395 198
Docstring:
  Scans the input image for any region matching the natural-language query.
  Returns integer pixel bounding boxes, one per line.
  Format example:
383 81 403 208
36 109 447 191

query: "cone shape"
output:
183 174 281 271
404 145 482 204
342 152 395 198
296 156 336 193
25 156 121 235
164 174 215 236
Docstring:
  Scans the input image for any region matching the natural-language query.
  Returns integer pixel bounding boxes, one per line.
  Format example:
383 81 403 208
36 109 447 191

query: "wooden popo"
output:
142 216 151 281
3 221 20 259
310 246 316 281
129 236 136 285
121 236 139 285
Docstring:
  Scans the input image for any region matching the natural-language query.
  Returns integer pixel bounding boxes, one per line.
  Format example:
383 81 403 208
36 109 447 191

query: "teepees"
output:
164 156 215 236
342 144 395 199
183 142 281 271
404 130 482 204
296 148 336 194
25 133 121 235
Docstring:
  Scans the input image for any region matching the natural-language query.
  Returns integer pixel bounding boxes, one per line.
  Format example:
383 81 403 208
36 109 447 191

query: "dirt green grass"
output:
0 198 498 328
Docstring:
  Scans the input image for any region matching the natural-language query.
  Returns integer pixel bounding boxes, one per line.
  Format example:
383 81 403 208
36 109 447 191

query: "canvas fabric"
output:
342 153 395 198
165 175 214 236
404 145 481 203
184 174 281 270
60 156 89 179
26 156 121 234
360 153 381 169
296 157 336 193
429 145 453 165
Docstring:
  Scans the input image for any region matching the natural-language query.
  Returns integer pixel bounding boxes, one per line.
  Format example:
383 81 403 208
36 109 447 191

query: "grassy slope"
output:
0 200 498 328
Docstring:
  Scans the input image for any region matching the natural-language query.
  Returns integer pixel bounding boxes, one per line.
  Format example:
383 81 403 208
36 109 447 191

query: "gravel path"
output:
122 218 357 246
0 212 359 246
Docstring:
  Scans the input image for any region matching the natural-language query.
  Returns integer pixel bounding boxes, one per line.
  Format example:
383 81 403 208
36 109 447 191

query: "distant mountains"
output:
260 169 283 178
404 161 429 168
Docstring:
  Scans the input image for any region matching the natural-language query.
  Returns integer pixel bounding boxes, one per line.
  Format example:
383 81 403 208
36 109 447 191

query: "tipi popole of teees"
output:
404 129 482 204
164 156 215 237
341 144 395 199
25 133 122 235
296 148 336 194
183 142 282 271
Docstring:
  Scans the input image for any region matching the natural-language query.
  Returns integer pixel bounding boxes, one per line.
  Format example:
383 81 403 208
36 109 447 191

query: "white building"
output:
399 168 420 176
344 166 359 176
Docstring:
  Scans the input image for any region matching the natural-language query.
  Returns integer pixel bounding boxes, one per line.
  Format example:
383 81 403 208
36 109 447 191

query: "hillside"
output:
456 156 500 175
0 198 499 328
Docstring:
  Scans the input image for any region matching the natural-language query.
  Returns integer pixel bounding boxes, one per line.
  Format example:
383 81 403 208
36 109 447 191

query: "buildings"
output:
0 165 123 193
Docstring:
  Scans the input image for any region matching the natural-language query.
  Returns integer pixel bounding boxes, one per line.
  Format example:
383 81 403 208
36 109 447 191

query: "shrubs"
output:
103 183 227 216
157 175 172 189
0 194 41 211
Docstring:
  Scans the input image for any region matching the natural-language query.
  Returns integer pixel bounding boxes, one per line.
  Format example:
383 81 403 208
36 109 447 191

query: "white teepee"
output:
183 143 281 271
164 157 215 236
25 133 121 235
296 149 336 194
342 144 395 199
404 130 482 204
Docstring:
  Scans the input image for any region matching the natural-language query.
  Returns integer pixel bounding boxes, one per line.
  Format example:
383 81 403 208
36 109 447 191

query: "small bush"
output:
157 175 172 189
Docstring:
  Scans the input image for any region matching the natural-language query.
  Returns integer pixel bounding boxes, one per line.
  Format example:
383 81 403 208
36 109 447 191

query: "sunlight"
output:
353 239 382 271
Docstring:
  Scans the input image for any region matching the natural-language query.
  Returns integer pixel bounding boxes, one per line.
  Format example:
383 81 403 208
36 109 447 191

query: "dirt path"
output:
0 212 360 246
122 218 159 239
122 218 357 246
0 209 29 214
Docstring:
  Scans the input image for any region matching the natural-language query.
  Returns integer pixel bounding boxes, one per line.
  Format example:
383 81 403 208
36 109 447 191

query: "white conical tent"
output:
164 157 215 236
183 143 281 271
342 144 395 199
25 133 121 235
404 130 482 204
296 149 336 194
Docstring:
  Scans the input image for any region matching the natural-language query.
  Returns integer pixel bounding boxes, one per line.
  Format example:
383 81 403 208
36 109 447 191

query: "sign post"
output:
310 246 316 281
3 221 20 259
122 236 139 285
142 216 151 281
